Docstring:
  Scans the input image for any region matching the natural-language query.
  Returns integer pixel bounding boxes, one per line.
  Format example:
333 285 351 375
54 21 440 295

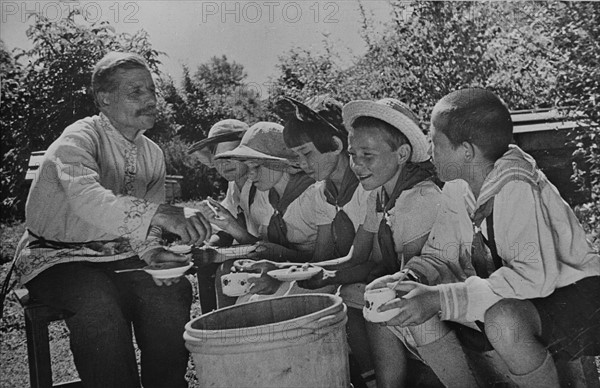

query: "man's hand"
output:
150 204 211 245
378 281 441 327
143 247 190 287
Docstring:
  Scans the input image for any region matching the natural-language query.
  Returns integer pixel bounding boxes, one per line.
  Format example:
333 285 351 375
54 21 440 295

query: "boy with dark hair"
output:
374 88 600 388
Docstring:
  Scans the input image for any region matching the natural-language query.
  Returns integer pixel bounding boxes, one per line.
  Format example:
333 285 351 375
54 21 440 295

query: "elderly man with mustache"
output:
12 52 211 388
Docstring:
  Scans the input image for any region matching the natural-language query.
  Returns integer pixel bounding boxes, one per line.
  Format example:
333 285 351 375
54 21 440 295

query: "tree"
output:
271 1 556 117
545 2 600 241
175 56 268 142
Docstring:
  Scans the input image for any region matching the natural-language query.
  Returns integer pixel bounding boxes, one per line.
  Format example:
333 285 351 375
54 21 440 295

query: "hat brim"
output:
188 131 244 154
215 145 292 163
215 148 302 174
343 101 430 163
276 97 345 135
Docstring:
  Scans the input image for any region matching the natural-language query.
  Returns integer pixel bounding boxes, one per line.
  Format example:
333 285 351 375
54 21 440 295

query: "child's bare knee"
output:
485 299 538 348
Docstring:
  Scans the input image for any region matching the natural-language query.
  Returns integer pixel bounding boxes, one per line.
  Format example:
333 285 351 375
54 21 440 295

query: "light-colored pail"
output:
184 293 349 388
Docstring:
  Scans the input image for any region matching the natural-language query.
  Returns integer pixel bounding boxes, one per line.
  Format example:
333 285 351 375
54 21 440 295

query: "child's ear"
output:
396 143 412 164
461 142 476 162
332 136 345 154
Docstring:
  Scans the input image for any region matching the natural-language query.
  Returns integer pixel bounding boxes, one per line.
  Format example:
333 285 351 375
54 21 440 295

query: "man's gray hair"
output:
91 52 149 108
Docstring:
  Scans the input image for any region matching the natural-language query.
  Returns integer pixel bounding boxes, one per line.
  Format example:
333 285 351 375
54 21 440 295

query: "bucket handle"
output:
298 304 347 331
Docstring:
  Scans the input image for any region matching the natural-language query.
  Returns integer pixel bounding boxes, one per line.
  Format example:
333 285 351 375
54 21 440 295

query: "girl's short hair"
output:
283 119 346 153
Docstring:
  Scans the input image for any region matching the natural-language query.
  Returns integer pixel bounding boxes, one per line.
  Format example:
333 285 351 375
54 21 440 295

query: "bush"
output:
159 137 226 201
0 11 165 221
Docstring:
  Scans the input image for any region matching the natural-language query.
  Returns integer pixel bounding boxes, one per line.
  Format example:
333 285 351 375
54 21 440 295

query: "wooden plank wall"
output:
511 109 588 205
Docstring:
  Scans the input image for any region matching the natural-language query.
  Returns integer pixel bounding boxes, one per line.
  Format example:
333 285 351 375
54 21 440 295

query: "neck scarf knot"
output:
377 161 436 273
267 173 315 249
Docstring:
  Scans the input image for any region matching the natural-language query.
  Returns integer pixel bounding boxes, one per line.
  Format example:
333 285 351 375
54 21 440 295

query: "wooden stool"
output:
13 289 81 388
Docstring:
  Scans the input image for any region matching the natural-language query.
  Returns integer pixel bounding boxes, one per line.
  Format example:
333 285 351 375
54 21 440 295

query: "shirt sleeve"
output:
391 182 442 255
405 181 475 287
144 145 166 204
439 181 563 322
52 132 160 255
362 190 381 233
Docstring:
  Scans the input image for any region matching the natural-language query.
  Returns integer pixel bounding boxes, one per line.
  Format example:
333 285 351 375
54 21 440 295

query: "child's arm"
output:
198 199 259 245
403 181 475 286
298 228 377 289
439 181 571 322
247 241 312 262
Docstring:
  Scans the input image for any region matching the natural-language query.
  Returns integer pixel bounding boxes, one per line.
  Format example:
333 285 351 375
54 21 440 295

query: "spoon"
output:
114 267 148 273
277 246 355 268
114 262 193 274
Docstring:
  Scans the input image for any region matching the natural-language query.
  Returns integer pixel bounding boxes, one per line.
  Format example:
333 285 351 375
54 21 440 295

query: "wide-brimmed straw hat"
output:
188 119 249 154
275 94 345 135
342 98 429 163
215 122 301 172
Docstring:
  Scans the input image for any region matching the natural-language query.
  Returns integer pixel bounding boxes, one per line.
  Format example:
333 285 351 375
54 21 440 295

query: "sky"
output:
1 0 395 97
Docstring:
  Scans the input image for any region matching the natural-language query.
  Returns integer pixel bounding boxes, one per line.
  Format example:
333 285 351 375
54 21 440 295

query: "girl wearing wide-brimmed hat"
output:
189 119 270 241
201 122 326 305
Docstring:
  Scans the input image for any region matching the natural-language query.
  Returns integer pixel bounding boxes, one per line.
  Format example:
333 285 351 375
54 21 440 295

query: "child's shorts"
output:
532 275 600 360
449 275 600 359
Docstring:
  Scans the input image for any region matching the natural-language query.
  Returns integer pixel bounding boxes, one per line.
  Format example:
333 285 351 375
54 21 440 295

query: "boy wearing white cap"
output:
343 98 478 388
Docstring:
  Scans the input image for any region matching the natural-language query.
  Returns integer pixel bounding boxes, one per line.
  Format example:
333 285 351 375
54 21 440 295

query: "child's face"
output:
429 113 463 182
213 141 248 182
348 126 403 191
245 161 283 191
291 142 339 182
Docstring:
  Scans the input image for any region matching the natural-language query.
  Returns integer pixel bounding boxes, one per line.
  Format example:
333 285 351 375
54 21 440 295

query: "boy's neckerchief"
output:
324 164 360 256
236 183 257 230
469 145 540 278
377 161 436 273
267 173 315 250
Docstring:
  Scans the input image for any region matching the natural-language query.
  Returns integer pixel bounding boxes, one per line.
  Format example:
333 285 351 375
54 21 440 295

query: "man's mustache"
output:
136 108 156 116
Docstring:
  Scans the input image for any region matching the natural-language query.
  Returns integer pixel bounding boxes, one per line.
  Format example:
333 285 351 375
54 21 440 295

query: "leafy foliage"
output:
0 10 165 220
270 0 599 236
544 2 600 239
175 56 269 142
272 1 556 118
159 137 225 201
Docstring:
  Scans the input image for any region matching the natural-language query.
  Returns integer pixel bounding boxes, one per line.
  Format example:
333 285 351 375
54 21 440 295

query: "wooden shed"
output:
511 108 588 205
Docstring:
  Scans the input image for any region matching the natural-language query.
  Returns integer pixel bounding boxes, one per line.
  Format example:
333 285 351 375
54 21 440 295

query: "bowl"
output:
144 262 194 279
